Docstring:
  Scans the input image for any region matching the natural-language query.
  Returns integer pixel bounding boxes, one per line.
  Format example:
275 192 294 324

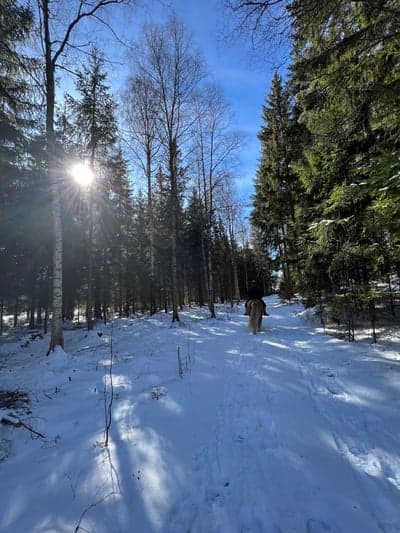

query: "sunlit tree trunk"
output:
134 18 204 323
169 140 180 322
38 0 135 352
43 0 64 351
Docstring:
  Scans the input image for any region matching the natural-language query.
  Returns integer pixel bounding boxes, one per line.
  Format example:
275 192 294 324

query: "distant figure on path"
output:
244 280 268 316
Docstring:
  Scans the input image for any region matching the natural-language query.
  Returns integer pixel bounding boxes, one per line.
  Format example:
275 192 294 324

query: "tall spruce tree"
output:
0 1 36 330
291 0 400 313
232 0 400 322
104 149 133 316
65 49 117 329
252 72 301 298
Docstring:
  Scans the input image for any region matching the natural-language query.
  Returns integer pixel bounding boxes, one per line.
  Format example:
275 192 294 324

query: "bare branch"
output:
91 13 131 48
74 492 118 532
52 1 129 66
1 414 46 439
223 0 290 45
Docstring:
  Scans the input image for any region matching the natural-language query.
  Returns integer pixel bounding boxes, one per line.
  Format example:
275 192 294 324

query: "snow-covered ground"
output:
0 296 399 533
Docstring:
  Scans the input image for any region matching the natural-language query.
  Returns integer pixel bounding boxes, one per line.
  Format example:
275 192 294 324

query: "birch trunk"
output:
48 177 64 351
44 0 64 351
170 145 179 322
147 150 156 314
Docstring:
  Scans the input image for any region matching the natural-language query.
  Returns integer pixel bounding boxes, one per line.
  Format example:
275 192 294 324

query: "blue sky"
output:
95 0 290 211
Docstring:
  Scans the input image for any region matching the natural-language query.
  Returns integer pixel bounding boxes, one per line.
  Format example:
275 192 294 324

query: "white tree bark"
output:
38 0 134 351
134 18 204 322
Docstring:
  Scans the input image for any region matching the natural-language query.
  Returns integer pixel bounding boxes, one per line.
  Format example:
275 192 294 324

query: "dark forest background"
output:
1 1 399 347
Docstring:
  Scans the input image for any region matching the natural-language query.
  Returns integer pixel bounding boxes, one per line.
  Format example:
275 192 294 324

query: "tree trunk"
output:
170 219 179 321
369 298 377 343
94 260 102 319
230 234 240 305
36 305 42 326
170 142 179 322
48 177 64 351
0 299 4 335
147 151 156 315
86 188 94 330
201 233 209 304
13 297 18 328
44 307 48 335
387 274 395 317
102 252 108 324
44 0 63 352
207 229 216 318
243 244 249 292
29 296 35 329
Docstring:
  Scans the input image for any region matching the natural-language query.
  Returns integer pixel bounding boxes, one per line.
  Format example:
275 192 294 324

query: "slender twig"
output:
177 346 183 379
1 415 46 438
20 420 46 438
74 491 117 532
104 322 115 447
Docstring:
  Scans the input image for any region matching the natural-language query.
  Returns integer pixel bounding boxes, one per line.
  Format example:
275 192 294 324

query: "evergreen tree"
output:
0 1 37 330
183 189 207 305
134 17 204 322
291 0 400 312
67 48 117 164
105 149 133 316
231 0 399 330
65 48 117 329
252 72 301 298
0 1 33 168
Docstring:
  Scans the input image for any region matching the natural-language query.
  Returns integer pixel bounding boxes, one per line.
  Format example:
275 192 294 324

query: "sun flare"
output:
71 162 94 187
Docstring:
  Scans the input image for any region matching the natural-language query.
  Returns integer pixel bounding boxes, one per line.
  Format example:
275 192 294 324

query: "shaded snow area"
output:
0 296 399 532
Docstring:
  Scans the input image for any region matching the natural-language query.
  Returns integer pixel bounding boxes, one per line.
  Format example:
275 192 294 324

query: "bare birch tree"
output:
122 74 161 314
192 84 241 317
218 181 242 305
134 18 204 322
34 0 134 352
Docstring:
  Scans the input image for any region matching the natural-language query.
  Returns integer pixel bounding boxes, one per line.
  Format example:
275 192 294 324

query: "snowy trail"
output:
166 301 397 533
0 296 399 532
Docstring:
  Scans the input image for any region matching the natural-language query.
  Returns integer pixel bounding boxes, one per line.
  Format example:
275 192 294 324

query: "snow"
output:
0 296 399 533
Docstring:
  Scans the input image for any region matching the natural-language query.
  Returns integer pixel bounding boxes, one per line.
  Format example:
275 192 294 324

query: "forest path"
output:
0 297 399 533
164 297 399 532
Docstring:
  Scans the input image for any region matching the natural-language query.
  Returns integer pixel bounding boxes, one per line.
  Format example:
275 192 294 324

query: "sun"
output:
70 162 94 187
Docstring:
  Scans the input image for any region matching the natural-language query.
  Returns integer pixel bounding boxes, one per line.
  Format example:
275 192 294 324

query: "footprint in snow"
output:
306 518 332 532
